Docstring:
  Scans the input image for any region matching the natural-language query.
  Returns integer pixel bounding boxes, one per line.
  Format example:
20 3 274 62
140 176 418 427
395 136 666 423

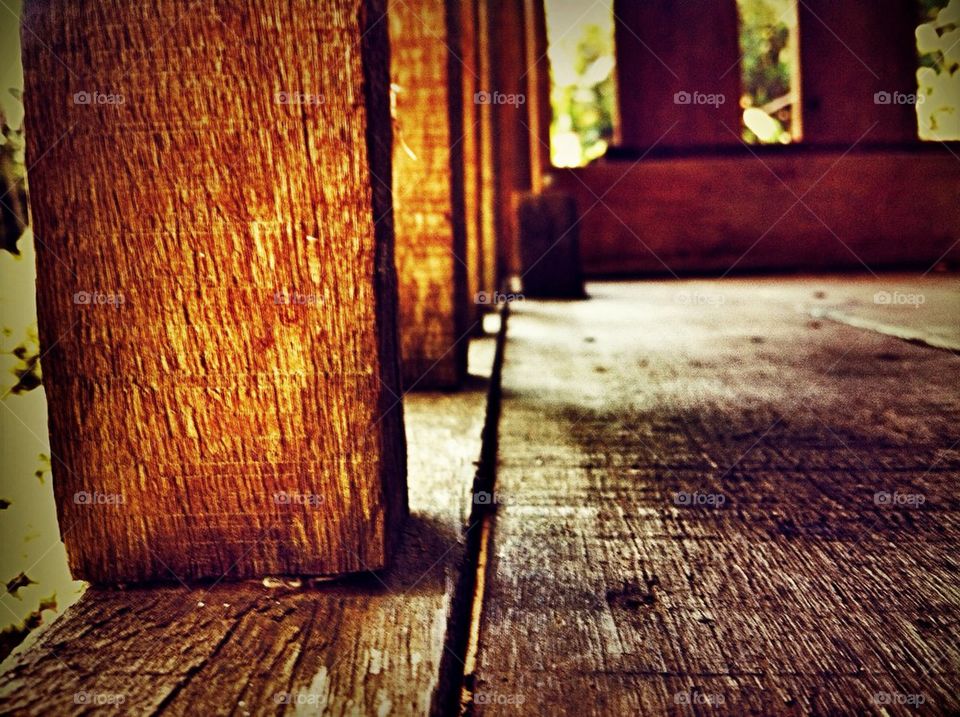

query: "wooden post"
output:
21 0 407 583
523 0 553 193
797 0 919 145
390 0 470 388
485 0 532 281
476 0 499 299
518 191 585 298
613 0 742 149
459 0 485 329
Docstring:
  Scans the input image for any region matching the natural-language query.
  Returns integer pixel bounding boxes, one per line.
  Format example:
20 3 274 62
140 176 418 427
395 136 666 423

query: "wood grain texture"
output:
550 149 960 276
21 0 406 582
0 338 494 716
472 277 960 715
798 0 919 144
613 0 742 149
390 0 470 389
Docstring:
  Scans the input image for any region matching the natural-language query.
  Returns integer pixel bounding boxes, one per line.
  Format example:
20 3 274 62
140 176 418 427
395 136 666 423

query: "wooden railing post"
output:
459 0 485 330
389 0 470 388
523 0 552 193
21 0 407 582
476 0 500 298
613 0 742 149
483 0 533 281
797 0 919 145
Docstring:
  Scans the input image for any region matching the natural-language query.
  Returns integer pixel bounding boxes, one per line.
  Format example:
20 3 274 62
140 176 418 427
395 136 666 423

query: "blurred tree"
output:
736 0 797 144
545 2 616 167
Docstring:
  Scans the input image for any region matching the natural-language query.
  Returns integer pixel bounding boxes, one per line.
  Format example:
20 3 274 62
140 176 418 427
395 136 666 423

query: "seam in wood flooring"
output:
433 304 510 717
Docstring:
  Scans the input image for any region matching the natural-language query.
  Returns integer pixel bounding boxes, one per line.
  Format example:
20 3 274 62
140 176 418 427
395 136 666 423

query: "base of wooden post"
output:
517 192 586 299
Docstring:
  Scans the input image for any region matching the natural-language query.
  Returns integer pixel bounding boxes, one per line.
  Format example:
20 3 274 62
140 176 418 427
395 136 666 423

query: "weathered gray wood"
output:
21 0 406 582
0 339 494 715
470 278 960 715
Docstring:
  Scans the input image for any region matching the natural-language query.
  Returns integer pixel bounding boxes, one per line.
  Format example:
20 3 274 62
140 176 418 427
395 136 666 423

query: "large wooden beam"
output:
390 0 470 388
21 0 407 583
613 0 742 149
798 0 919 145
550 148 960 275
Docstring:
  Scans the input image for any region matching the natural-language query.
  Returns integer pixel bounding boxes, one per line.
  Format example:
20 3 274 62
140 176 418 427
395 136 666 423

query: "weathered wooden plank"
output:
390 0 470 388
798 0 919 144
612 0 742 149
471 277 960 715
21 0 406 582
0 339 495 716
549 149 960 275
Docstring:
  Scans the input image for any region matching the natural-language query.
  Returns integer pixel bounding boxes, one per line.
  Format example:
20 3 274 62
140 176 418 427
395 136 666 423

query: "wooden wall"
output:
552 149 960 275
550 0 955 275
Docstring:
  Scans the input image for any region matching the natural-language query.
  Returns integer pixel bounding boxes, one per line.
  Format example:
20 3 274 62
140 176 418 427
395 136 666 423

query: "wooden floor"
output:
1 276 957 716
471 276 959 715
0 337 495 716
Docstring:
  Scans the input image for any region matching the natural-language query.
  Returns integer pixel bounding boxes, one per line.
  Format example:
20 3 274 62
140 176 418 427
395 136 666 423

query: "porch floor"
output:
1 275 957 716
472 275 960 715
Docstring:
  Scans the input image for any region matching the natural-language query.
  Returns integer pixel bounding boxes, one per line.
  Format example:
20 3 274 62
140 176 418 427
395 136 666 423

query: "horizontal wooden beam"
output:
550 148 960 275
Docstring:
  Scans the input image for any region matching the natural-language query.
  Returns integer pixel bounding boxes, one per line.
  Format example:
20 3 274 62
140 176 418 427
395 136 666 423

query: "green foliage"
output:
917 0 955 71
738 1 792 106
736 0 796 144
916 0 960 140
545 2 617 167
